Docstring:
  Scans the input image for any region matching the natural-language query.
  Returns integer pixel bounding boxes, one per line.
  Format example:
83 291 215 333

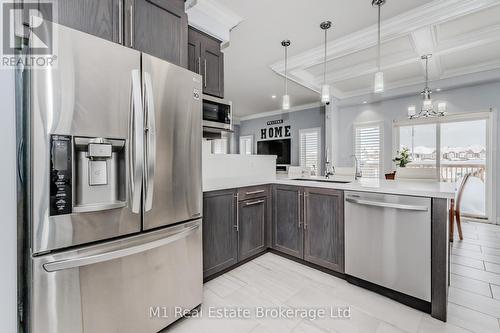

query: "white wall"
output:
203 153 276 189
0 37 18 333
335 81 500 222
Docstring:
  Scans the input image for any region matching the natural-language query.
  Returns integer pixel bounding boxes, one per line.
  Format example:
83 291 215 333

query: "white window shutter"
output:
354 124 381 178
239 136 253 155
299 128 320 172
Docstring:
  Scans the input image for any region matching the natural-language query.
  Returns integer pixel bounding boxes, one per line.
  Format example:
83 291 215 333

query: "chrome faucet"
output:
352 155 362 180
324 161 335 179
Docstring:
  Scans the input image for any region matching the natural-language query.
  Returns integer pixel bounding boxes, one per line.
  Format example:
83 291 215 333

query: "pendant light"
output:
320 21 332 104
373 0 386 93
408 54 447 119
281 40 291 110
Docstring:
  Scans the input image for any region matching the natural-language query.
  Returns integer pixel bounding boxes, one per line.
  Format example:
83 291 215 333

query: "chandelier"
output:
408 54 447 119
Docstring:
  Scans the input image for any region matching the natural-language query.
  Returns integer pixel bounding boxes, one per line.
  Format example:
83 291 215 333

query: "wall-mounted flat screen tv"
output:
257 139 291 165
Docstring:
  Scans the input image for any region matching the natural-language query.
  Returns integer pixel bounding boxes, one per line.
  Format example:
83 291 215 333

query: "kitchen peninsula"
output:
202 155 455 322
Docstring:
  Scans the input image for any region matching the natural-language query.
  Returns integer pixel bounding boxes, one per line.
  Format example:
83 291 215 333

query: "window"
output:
398 123 437 168
299 128 321 174
239 135 253 155
394 113 492 220
354 122 382 178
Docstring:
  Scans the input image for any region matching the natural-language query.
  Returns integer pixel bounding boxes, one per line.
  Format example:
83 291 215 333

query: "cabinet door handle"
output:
303 193 308 230
118 1 123 44
129 4 134 47
297 192 302 229
204 59 207 88
198 57 201 74
234 194 239 232
245 190 265 195
245 200 264 206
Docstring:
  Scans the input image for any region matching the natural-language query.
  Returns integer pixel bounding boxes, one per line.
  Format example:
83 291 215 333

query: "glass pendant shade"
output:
282 94 290 110
408 106 416 118
374 71 384 93
438 102 447 114
422 99 433 111
321 84 331 104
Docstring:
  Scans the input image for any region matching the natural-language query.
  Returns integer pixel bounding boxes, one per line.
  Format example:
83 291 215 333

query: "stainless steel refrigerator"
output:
24 23 203 333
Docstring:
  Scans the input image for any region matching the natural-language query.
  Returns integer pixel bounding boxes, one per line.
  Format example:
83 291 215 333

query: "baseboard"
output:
268 249 345 280
203 248 432 316
203 250 268 283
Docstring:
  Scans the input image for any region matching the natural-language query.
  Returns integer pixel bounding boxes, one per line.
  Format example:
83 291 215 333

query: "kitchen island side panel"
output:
431 197 449 321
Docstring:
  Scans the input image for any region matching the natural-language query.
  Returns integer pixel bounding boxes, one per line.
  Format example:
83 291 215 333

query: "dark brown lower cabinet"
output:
202 189 238 278
272 185 344 273
303 187 344 272
238 197 267 261
272 185 303 258
203 187 269 279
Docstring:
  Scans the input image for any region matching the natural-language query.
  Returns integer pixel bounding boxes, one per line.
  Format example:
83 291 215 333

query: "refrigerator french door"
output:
142 54 202 230
26 23 203 333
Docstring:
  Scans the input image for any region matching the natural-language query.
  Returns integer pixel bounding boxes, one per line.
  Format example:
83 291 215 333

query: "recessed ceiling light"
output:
436 88 441 92
271 95 277 99
363 101 368 104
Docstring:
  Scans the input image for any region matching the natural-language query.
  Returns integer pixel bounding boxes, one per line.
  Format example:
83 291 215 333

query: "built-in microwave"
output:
202 94 232 131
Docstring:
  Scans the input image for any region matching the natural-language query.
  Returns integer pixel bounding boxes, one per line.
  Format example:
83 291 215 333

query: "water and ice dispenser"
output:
49 135 127 216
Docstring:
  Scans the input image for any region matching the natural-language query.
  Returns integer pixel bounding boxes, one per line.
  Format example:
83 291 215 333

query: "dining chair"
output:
450 173 472 242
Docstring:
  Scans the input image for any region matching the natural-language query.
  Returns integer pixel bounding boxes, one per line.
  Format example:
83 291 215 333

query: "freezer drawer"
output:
30 220 202 333
345 191 431 301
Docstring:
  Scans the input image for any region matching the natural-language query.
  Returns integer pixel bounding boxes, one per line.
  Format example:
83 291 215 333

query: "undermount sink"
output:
292 178 352 184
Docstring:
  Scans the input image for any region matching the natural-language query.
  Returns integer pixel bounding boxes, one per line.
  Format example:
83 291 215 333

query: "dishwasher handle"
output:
345 197 429 212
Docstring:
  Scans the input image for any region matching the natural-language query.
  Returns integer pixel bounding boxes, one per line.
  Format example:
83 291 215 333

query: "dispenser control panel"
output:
50 135 72 216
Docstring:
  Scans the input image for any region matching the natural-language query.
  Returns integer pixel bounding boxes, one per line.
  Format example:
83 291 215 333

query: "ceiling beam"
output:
410 27 441 80
270 0 500 74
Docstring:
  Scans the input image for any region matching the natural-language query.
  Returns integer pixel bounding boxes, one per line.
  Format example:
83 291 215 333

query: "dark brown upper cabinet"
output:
188 27 224 98
127 0 188 67
42 0 121 43
44 0 188 67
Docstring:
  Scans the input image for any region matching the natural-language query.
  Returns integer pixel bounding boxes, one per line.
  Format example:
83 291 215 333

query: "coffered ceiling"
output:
215 0 500 117
270 0 500 107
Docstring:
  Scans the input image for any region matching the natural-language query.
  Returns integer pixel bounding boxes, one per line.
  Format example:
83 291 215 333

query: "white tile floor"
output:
165 220 500 333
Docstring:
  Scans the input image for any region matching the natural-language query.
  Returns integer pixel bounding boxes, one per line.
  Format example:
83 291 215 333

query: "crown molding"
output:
270 0 499 74
240 102 324 121
269 0 500 101
185 0 243 45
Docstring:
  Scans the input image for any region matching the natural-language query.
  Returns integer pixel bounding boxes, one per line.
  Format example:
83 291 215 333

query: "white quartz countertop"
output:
203 175 456 199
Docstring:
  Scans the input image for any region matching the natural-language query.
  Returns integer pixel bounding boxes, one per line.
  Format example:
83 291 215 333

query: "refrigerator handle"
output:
118 0 123 44
129 69 144 214
43 223 200 272
143 72 156 212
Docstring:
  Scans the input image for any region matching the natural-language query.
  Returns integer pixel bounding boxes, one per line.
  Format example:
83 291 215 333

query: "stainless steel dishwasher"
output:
345 191 431 301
